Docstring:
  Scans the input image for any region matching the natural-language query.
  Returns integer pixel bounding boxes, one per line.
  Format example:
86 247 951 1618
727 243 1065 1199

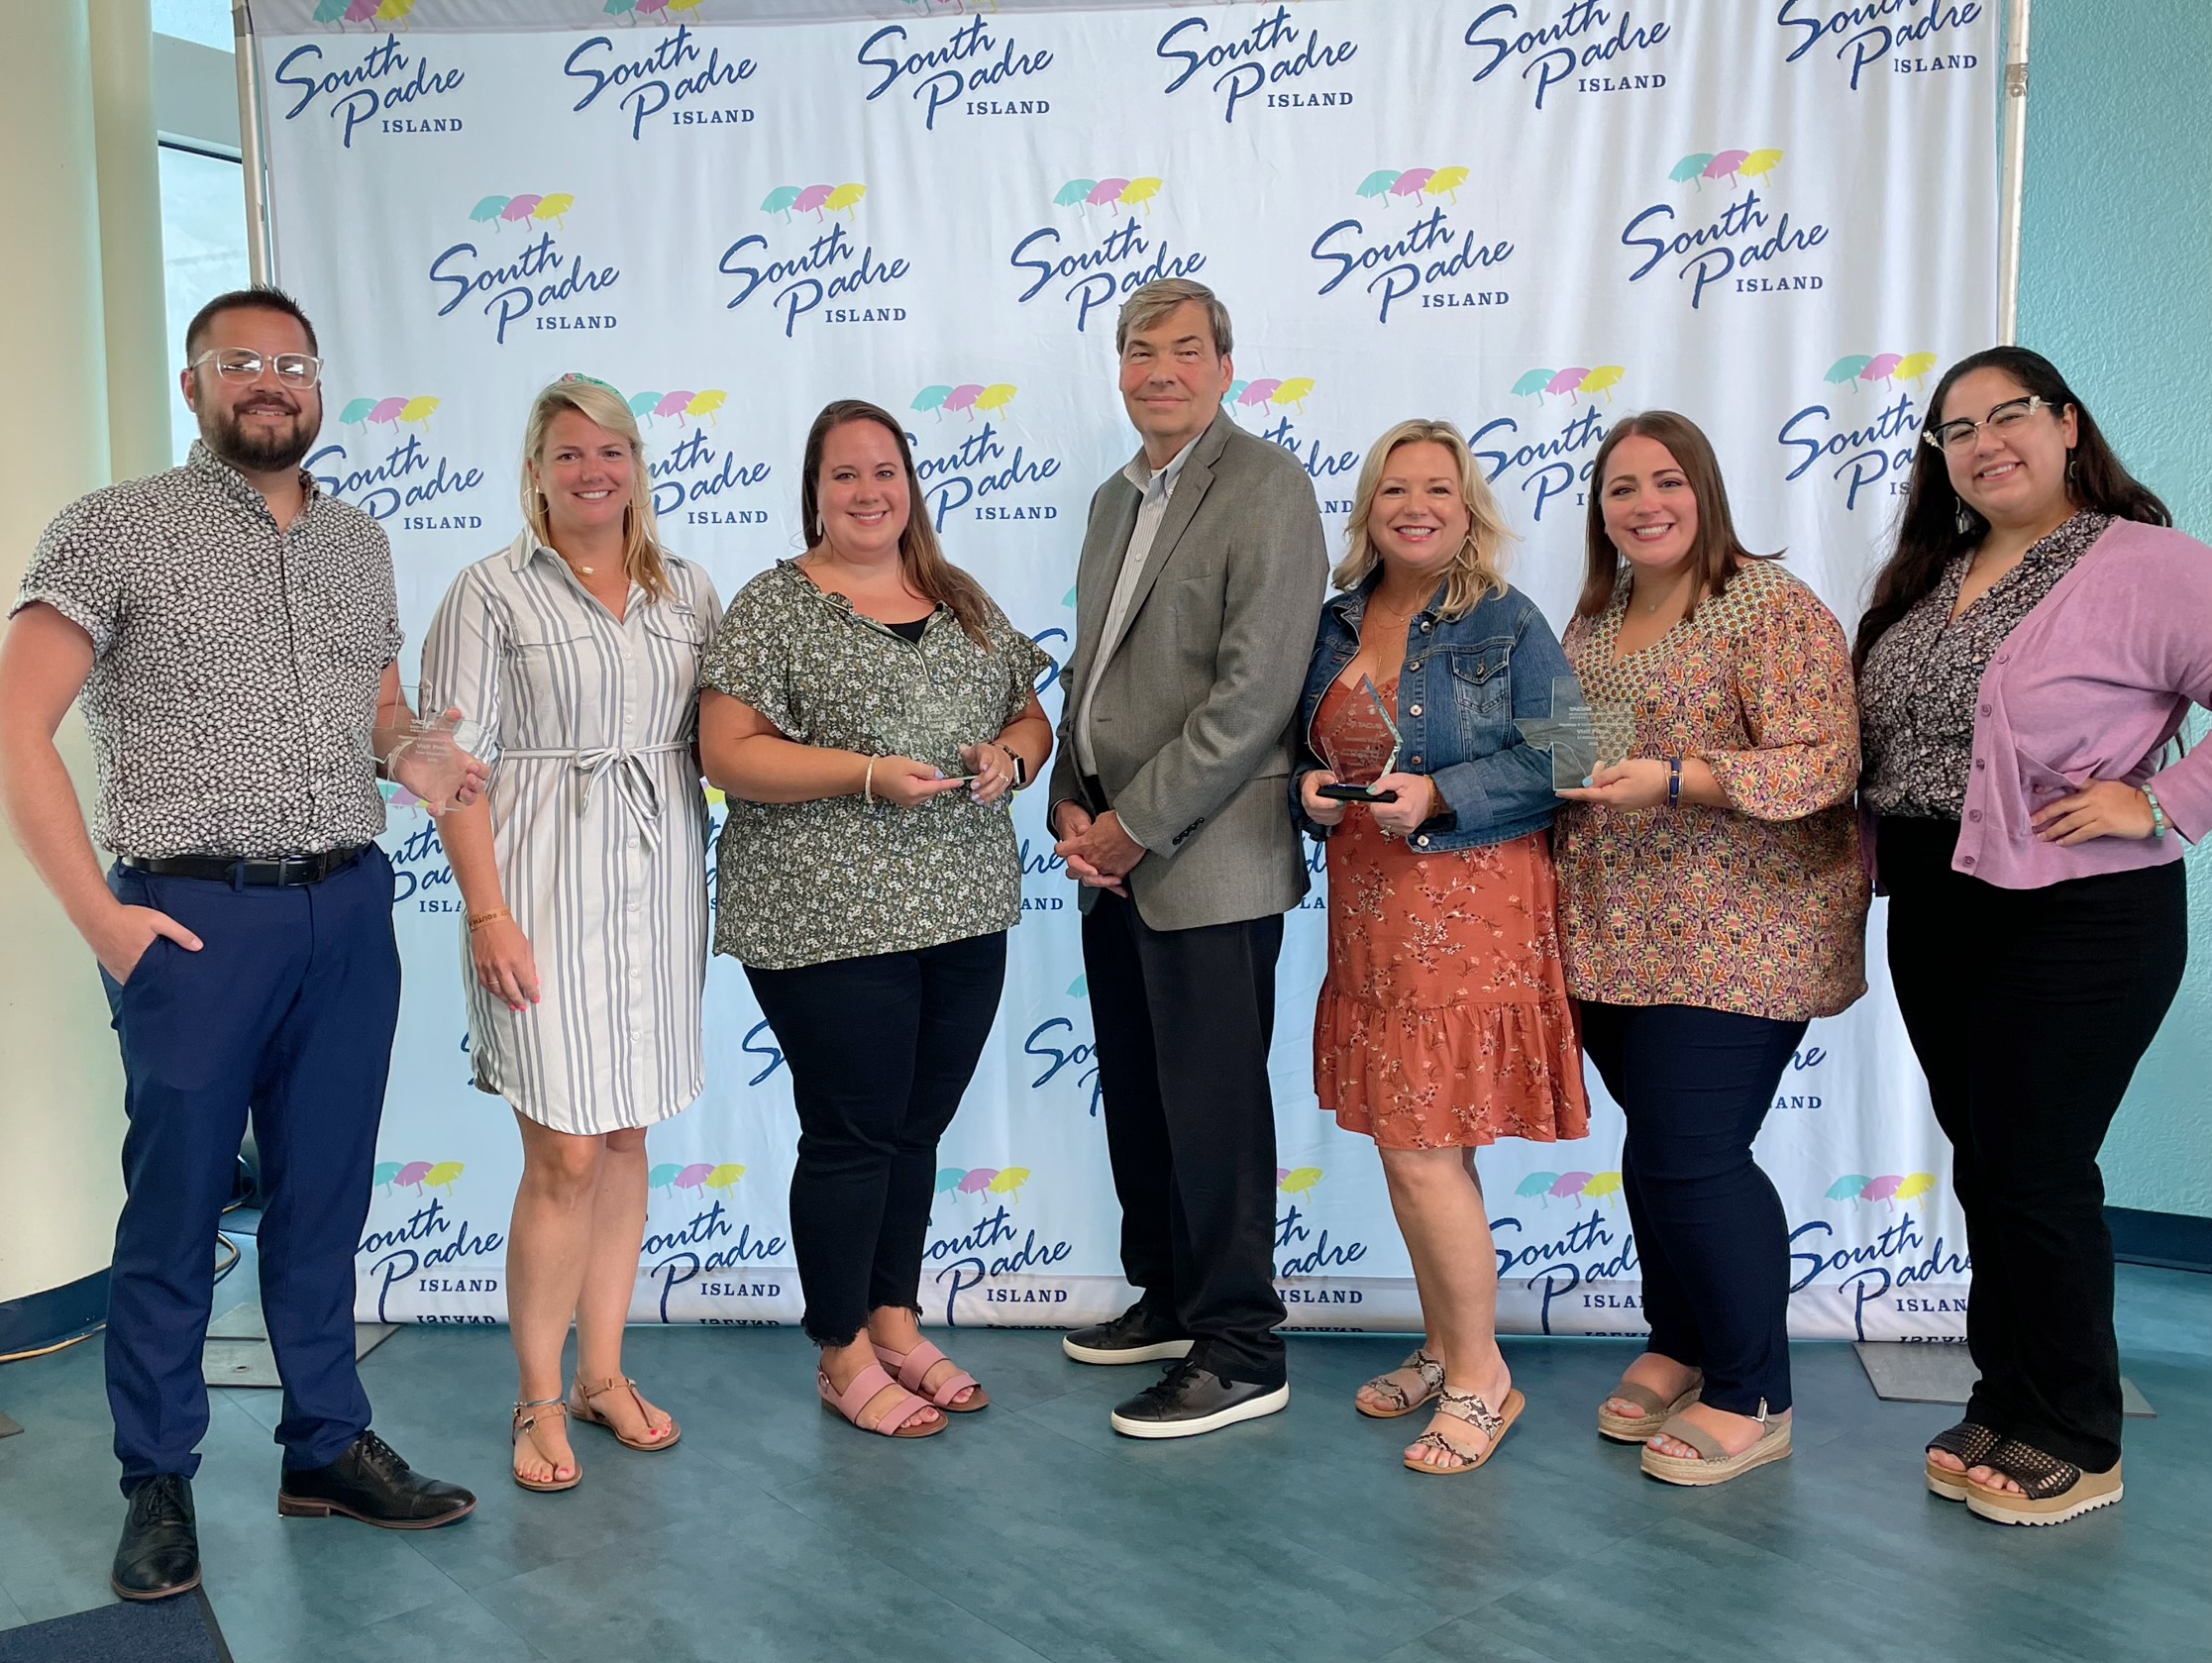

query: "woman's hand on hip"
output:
1299 770 1348 827
2033 780 2158 844
472 918 541 1012
872 756 970 809
1365 773 1441 838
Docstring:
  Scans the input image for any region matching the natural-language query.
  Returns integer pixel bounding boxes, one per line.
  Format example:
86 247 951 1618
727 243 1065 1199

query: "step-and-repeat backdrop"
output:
246 0 1996 1339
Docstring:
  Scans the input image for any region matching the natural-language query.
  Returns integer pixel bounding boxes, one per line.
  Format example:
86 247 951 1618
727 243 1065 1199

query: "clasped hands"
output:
1053 803 1146 896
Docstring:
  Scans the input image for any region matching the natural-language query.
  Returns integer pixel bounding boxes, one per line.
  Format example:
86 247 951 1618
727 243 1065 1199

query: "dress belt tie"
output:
500 741 688 852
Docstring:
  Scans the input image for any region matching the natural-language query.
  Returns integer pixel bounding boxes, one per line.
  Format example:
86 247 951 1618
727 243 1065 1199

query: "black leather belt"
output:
119 846 368 886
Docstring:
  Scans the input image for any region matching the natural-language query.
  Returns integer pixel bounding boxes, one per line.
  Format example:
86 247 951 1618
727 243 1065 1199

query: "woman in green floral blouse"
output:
698 399 1052 1439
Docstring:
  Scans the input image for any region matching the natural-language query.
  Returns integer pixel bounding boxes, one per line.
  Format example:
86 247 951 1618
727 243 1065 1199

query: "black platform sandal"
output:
1924 1419 2000 1502
1965 1436 2122 1527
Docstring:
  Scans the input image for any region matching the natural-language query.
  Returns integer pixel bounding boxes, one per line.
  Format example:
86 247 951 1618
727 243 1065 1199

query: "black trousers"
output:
1880 815 2186 1472
1581 1001 1808 1416
745 931 1007 1347
1082 890 1288 1386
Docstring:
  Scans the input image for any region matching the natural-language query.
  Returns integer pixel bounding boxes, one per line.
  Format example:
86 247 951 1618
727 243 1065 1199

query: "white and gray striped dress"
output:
422 531 720 1133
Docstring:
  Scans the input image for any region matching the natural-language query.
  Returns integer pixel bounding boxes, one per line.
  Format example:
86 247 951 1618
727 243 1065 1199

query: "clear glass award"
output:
1516 676 1638 789
394 686 497 815
1317 675 1404 802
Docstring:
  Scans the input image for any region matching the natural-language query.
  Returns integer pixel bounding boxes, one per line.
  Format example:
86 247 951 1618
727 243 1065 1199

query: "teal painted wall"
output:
2016 0 2212 1217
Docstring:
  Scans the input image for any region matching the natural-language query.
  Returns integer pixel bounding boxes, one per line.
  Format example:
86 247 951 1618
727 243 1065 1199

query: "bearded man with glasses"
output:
0 286 486 1603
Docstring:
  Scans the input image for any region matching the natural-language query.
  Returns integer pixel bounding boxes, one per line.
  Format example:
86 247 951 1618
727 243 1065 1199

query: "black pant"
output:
1082 890 1288 1386
1581 1001 1807 1417
745 931 1007 1348
1880 815 2186 1472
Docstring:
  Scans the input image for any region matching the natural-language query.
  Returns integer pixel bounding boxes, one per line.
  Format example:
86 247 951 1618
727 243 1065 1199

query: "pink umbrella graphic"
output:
674 1162 714 1195
1860 1175 1905 1210
1544 367 1593 404
394 1160 434 1193
1857 353 1904 390
957 1168 1000 1195
499 194 545 226
1086 178 1132 215
653 391 697 425
793 184 834 221
1236 378 1283 410
1548 1171 1596 1206
1702 150 1750 188
1388 167 1435 200
368 396 408 431
945 383 987 419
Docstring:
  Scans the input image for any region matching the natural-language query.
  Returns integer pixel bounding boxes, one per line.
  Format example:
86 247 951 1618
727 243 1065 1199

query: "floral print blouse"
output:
1554 558 1868 1021
701 561 1049 971
1858 511 2112 819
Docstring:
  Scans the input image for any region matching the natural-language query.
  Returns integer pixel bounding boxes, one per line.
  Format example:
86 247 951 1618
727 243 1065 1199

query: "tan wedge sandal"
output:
570 1374 682 1453
1597 1371 1703 1443
512 1397 580 1494
1640 1403 1792 1487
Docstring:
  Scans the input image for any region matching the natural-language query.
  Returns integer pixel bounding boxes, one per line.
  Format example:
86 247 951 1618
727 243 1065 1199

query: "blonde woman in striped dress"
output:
423 375 719 1493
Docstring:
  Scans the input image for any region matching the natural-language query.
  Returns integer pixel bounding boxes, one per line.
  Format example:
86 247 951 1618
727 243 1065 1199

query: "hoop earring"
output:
2065 450 2078 491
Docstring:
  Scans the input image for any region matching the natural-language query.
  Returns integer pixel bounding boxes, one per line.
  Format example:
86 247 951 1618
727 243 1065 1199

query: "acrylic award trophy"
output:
1515 676 1637 789
1317 675 1404 802
393 687 498 815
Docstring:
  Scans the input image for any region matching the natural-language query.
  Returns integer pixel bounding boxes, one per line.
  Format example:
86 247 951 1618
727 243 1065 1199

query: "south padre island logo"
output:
720 181 911 337
906 381 1062 528
310 389 487 530
430 191 619 345
1221 374 1360 499
1313 164 1513 323
1778 349 1940 512
632 383 772 526
1622 147 1830 310
1008 172 1207 335
1467 362 1629 521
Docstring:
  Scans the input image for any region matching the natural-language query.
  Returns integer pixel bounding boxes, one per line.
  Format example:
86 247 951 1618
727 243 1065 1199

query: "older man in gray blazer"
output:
1050 279 1326 1438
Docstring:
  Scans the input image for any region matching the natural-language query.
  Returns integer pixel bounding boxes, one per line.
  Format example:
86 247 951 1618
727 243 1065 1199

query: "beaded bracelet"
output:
2145 785 2167 841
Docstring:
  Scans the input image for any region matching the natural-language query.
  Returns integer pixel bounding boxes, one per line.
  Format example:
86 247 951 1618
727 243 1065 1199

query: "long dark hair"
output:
1852 347 2169 670
798 398 995 647
1577 410 1777 620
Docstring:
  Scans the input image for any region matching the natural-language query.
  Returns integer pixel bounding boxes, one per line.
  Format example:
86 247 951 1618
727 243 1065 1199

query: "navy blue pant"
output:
101 848 400 1493
1581 1001 1807 1417
745 931 1007 1347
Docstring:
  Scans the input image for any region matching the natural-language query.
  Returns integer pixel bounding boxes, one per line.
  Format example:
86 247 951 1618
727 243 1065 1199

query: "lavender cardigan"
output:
1940 518 2212 889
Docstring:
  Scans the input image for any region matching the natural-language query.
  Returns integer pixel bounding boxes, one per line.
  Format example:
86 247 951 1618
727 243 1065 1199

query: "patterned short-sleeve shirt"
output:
700 560 1050 970
1858 511 2112 819
12 442 401 858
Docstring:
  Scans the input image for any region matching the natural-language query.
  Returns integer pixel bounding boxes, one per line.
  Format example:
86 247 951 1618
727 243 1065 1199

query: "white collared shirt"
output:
1074 433 1203 778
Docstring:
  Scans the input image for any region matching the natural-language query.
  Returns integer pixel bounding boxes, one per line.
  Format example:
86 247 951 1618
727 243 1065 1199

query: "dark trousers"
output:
1581 1001 1807 1416
101 848 400 1493
1082 890 1288 1386
745 931 1007 1347
1880 815 2186 1472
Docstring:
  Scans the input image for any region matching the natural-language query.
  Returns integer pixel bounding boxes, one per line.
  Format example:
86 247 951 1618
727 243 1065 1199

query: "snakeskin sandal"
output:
1403 1386 1526 1475
1356 1347 1447 1420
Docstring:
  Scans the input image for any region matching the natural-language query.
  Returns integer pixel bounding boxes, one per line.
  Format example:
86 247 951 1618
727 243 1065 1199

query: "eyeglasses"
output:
1924 395 2050 454
190 348 324 389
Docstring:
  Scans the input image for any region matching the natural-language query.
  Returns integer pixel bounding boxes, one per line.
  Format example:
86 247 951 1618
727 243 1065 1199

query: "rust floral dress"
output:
1313 675 1590 1150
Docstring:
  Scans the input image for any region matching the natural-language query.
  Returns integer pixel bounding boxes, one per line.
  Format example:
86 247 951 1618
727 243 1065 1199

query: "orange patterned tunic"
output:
1314 676 1590 1151
1554 559 1868 1021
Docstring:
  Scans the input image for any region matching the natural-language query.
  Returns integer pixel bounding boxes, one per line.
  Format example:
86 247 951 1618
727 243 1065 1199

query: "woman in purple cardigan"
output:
1856 346 2209 1529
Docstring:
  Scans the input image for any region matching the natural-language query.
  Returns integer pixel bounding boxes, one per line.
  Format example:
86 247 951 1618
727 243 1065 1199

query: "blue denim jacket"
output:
1290 577 1571 852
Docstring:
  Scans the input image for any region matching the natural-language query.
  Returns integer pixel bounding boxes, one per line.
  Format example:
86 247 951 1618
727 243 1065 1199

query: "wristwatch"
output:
1009 749 1030 790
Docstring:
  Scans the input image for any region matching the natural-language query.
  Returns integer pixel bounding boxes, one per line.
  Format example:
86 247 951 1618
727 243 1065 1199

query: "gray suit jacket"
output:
1049 411 1327 930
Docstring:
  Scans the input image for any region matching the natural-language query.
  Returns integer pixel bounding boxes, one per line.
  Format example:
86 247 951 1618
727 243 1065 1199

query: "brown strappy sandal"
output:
1404 1386 1525 1476
569 1374 682 1453
511 1397 579 1493
1357 1347 1447 1420
1925 1419 2002 1502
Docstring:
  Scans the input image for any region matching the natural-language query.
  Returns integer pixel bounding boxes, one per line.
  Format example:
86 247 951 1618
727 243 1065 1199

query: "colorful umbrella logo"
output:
1277 1167 1323 1197
649 1163 684 1195
1355 166 1469 205
1516 1171 1560 1203
1825 1174 1873 1204
1548 1171 1596 1205
987 1167 1032 1203
705 1163 747 1195
1583 1172 1624 1205
956 1168 1000 1196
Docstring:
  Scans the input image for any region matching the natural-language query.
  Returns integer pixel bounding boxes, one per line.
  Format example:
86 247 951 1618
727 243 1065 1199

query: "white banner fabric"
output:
247 0 1998 1341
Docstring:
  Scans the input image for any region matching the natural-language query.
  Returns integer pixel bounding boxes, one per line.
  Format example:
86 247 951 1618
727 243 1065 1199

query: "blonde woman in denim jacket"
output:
1290 420 1589 1477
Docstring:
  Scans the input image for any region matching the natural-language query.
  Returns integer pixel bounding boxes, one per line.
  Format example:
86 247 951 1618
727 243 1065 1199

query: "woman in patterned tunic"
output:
1553 411 1866 1488
698 399 1052 1439
424 376 719 1492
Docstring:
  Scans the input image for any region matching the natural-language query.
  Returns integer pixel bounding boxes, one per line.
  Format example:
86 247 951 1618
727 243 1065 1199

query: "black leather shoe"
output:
277 1431 476 1529
1110 1361 1290 1439
1063 1300 1195 1366
112 1473 201 1602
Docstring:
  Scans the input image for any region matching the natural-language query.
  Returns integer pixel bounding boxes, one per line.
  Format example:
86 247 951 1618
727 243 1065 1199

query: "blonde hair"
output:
519 375 673 600
1332 420 1513 617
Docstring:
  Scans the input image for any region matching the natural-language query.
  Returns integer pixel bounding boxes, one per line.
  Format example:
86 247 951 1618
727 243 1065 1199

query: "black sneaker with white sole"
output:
1109 1362 1290 1439
1063 1300 1195 1366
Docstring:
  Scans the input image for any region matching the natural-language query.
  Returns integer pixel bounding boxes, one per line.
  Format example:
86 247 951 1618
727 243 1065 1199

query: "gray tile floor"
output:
1 1258 2204 1663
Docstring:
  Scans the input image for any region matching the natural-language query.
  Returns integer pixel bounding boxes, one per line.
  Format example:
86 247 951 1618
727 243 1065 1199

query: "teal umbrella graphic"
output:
1669 153 1715 188
1055 178 1098 209
761 185 801 221
1825 355 1874 391
1356 168 1401 199
911 384 954 419
1516 1172 1560 1206
469 195 510 226
1511 368 1554 400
